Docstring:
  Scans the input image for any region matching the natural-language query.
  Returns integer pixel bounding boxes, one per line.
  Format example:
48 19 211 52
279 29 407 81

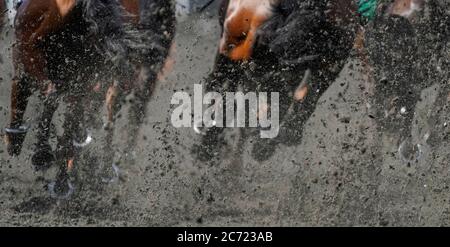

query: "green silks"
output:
358 0 378 20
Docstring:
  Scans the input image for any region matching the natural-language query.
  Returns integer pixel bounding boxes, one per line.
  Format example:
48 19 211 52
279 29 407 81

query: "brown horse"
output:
4 0 174 198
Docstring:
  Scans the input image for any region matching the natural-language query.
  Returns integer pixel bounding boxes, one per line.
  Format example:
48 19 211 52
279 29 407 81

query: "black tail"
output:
79 0 176 81
81 0 131 74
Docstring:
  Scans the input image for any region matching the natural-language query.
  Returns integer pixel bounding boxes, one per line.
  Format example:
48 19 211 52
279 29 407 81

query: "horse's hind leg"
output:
32 91 59 170
5 76 32 156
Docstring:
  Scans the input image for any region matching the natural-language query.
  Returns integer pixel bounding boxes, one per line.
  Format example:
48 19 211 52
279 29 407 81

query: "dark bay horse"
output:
5 0 175 198
99 0 175 180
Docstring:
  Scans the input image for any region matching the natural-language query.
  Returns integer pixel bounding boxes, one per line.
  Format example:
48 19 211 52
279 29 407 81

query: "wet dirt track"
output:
1 9 450 226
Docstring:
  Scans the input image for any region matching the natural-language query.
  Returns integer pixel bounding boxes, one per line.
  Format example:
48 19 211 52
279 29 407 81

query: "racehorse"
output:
4 0 175 198
100 0 176 179
361 0 450 162
195 0 440 162
194 0 358 161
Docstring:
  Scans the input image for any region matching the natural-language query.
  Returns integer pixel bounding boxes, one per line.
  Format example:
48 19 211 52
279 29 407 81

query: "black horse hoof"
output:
48 180 75 199
100 163 120 184
398 138 424 164
5 126 28 156
32 146 55 171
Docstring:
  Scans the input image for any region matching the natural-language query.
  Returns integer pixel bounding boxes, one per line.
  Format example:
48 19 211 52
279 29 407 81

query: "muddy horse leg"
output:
250 68 333 161
124 66 157 162
5 76 32 156
100 81 121 183
31 90 59 170
127 67 155 154
193 54 242 162
50 95 83 198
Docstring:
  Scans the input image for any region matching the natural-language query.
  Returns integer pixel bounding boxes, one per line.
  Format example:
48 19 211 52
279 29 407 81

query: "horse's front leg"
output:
49 95 83 198
100 81 121 183
250 68 332 162
128 67 155 149
192 54 242 162
31 88 59 170
5 76 32 156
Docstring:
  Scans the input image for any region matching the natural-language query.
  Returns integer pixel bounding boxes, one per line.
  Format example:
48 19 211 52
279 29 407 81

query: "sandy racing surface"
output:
1 5 450 226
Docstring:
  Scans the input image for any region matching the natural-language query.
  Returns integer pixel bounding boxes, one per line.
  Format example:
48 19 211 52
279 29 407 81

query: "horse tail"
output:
80 0 133 76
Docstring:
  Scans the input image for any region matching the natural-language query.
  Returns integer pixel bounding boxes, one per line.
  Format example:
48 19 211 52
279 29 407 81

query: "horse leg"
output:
50 95 83 198
250 68 332 161
111 66 159 167
127 67 155 155
193 54 242 162
31 90 59 170
5 76 32 156
100 81 121 183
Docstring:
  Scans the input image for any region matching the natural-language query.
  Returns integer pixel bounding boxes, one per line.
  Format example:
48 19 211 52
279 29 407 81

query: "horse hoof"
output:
398 139 423 164
193 120 216 135
101 163 120 184
32 148 55 171
5 125 28 134
73 131 93 148
48 180 75 199
5 126 28 156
